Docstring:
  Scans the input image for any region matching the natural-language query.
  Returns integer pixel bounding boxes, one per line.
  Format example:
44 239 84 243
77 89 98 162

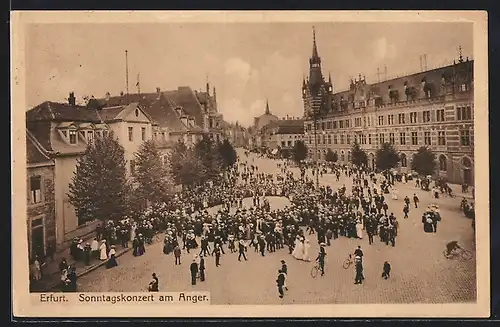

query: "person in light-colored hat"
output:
99 239 108 261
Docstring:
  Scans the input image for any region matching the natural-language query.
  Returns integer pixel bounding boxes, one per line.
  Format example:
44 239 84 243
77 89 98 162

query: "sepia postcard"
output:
11 10 490 318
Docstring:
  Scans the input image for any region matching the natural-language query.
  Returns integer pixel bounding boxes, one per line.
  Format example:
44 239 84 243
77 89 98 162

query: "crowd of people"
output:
30 148 475 296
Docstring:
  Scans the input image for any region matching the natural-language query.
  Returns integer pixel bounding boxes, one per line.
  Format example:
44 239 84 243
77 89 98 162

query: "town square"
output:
23 20 477 305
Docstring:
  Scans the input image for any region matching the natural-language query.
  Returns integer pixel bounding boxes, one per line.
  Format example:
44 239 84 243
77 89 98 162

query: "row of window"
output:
307 130 472 147
128 126 147 142
61 129 109 145
306 105 473 131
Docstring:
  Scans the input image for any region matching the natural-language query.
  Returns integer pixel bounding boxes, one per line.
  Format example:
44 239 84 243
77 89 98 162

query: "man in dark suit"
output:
276 269 286 298
190 259 198 285
199 255 206 282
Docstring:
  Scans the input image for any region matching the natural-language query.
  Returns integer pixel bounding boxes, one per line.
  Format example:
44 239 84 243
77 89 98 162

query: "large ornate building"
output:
250 100 279 148
25 83 227 252
302 29 474 185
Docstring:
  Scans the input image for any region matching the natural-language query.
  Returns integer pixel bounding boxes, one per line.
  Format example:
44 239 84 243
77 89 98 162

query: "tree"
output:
217 138 237 169
68 132 130 224
169 140 206 187
375 142 400 171
280 148 291 159
291 140 308 163
194 135 223 181
325 148 338 163
133 140 174 205
351 141 368 167
411 146 437 176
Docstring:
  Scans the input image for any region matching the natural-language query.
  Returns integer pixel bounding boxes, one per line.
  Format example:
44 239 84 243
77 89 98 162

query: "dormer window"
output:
87 130 94 142
69 130 77 144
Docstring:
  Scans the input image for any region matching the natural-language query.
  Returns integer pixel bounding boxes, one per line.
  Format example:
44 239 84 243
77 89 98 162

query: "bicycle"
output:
443 245 473 261
343 254 354 269
311 261 321 278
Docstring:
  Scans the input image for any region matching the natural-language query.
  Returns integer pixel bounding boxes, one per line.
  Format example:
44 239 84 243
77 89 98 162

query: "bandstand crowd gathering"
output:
30 149 475 297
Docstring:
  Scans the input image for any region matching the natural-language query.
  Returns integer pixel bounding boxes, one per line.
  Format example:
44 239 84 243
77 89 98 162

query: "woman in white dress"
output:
130 223 137 242
391 187 399 200
302 239 311 261
99 240 108 261
291 236 303 260
356 219 364 239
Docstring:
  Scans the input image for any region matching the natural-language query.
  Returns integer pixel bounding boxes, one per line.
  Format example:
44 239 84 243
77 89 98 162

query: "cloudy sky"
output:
26 22 472 127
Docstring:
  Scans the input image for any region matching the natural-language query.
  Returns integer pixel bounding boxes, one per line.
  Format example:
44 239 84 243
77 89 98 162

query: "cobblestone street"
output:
76 151 476 304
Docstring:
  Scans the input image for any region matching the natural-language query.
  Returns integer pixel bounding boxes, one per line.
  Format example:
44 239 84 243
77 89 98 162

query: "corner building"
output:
302 30 474 185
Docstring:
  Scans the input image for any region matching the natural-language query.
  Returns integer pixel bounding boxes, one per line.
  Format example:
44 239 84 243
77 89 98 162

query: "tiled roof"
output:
266 119 305 135
164 87 204 128
26 129 53 164
98 105 128 121
26 120 54 152
98 93 188 132
26 101 102 122
331 60 473 106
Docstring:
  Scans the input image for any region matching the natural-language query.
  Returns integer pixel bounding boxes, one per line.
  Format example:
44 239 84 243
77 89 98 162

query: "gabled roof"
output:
26 101 102 123
164 87 204 128
97 92 197 132
26 129 53 164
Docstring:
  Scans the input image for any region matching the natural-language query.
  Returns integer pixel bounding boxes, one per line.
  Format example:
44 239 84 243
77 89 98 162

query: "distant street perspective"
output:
71 149 475 304
25 22 477 305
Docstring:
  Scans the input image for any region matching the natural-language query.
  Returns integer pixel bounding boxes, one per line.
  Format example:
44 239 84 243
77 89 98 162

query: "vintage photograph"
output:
12 11 489 317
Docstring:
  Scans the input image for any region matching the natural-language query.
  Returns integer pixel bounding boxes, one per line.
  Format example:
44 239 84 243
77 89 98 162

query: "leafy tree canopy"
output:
411 146 437 176
68 132 130 224
375 142 400 171
292 140 308 163
351 141 368 167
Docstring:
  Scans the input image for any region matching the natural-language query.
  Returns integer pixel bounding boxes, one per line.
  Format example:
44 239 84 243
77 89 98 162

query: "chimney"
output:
120 91 124 96
68 92 76 106
105 92 111 101
156 87 161 98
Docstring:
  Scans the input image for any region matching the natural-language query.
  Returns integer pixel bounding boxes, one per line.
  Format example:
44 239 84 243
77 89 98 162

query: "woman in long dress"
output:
99 240 108 261
356 219 364 239
391 187 399 200
302 239 311 261
130 223 137 242
106 245 118 269
291 236 303 260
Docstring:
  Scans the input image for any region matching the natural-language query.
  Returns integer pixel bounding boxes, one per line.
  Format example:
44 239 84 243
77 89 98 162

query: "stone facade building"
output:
302 29 474 185
26 129 56 261
26 96 156 250
260 117 305 150
250 100 279 148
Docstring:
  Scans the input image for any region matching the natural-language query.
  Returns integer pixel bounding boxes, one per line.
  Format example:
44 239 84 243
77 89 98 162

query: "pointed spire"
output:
265 99 270 115
206 74 210 95
328 72 332 83
312 26 319 59
213 86 217 102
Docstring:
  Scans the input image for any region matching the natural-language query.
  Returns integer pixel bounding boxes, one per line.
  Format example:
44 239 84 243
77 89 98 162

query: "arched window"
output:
347 151 351 162
462 157 472 168
439 155 447 171
400 153 407 167
341 151 345 162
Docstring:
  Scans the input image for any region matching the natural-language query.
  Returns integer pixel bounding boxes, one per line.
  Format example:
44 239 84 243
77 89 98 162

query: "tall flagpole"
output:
125 50 129 102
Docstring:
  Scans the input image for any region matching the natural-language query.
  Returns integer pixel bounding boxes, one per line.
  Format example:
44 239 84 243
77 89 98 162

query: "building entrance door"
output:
30 218 45 260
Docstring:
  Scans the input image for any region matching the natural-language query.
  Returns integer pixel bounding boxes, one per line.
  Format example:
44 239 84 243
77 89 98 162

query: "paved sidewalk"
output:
29 236 133 292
